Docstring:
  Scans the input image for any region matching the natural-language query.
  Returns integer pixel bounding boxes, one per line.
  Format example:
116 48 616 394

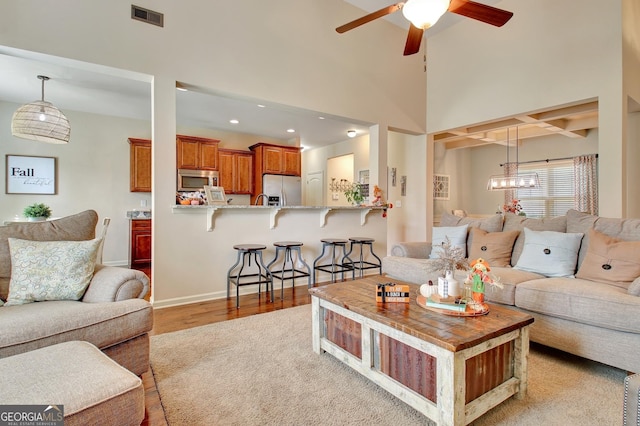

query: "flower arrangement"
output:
503 199 525 215
23 203 52 219
426 237 469 275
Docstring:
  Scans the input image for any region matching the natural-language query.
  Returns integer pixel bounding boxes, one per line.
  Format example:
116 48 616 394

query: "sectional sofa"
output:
383 209 640 373
0 210 153 375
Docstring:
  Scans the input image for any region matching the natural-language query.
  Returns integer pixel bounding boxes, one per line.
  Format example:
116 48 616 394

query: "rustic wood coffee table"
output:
308 277 534 426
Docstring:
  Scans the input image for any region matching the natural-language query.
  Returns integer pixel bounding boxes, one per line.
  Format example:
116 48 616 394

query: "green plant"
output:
344 183 365 205
23 203 52 218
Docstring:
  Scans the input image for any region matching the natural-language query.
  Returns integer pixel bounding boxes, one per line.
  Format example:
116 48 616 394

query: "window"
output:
516 160 574 218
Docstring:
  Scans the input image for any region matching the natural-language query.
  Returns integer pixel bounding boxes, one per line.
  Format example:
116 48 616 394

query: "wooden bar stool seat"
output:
226 244 273 308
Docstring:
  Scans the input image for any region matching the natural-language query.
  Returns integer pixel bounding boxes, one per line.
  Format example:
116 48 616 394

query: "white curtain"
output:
573 154 598 215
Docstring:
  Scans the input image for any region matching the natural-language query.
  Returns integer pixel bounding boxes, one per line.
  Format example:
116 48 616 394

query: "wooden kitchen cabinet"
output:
130 219 151 267
249 142 301 203
249 143 301 176
219 149 253 194
176 135 220 170
128 138 151 192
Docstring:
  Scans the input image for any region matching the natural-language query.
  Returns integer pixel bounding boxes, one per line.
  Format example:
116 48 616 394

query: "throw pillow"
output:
467 228 520 267
429 224 469 259
503 213 567 266
514 228 584 277
440 212 503 255
575 229 640 288
0 210 98 301
4 238 101 306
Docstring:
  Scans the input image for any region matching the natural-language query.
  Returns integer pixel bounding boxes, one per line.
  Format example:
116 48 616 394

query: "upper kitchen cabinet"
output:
177 135 220 170
249 143 301 176
218 149 253 194
129 138 151 192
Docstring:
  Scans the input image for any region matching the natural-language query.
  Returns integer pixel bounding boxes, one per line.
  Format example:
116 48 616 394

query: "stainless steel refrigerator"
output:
262 174 302 206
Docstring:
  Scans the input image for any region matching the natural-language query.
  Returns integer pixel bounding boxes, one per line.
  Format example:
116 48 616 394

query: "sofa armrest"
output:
390 242 433 259
82 265 150 302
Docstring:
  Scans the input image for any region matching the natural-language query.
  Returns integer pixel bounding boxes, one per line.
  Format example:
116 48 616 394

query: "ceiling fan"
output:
336 0 513 56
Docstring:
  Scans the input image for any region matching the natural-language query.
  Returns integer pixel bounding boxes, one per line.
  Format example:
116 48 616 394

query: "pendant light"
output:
11 75 71 144
486 127 540 190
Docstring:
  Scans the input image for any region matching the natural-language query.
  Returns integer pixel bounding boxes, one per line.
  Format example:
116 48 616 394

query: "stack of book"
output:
425 294 467 313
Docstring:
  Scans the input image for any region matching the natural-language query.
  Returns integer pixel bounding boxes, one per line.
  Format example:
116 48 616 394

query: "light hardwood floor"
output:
140 283 317 426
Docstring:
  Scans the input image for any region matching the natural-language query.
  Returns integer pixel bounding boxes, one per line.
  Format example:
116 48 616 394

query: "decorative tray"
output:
416 294 490 317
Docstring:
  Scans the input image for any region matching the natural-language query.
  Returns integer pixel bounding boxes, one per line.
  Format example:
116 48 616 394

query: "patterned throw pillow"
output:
576 229 640 289
4 238 101 306
514 228 584 277
429 224 468 259
467 228 520 267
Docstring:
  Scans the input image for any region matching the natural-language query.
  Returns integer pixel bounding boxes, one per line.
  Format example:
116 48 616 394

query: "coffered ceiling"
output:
433 100 599 150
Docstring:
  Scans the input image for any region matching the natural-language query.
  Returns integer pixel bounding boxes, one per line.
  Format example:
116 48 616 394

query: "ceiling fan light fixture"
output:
11 75 70 144
402 0 450 29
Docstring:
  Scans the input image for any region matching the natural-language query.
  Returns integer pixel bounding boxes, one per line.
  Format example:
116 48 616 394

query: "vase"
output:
27 217 46 222
472 291 485 303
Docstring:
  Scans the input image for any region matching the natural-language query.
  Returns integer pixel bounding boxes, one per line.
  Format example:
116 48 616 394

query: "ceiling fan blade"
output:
403 24 424 56
448 0 513 27
336 3 404 34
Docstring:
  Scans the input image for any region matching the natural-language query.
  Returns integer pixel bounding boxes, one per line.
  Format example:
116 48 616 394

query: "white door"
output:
305 171 324 206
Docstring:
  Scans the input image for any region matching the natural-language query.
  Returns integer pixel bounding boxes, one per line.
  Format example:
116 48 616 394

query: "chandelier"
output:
487 127 540 191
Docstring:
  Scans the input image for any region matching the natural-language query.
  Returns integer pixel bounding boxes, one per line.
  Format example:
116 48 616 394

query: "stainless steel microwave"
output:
177 169 219 191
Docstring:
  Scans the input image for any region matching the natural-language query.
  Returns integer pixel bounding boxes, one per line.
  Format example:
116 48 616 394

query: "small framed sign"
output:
6 155 57 195
204 185 227 205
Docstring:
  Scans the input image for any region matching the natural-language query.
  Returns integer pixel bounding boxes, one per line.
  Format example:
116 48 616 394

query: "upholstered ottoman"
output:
625 373 640 426
0 341 144 426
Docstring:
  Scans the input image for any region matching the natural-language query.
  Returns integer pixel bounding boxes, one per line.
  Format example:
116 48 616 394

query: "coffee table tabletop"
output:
308 276 534 352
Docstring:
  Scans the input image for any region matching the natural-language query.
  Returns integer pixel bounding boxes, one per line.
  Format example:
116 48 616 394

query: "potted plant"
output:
344 183 365 205
23 203 52 221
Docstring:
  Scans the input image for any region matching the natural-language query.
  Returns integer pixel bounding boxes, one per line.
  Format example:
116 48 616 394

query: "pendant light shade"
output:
11 75 70 144
486 126 540 191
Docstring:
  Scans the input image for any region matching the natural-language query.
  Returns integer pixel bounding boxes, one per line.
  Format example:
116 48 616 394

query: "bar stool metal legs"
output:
343 237 382 279
312 239 352 284
266 241 311 299
227 244 273 308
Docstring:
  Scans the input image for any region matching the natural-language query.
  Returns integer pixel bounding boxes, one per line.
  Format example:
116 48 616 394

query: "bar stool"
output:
312 238 352 284
266 241 312 299
343 237 382 279
226 244 273 308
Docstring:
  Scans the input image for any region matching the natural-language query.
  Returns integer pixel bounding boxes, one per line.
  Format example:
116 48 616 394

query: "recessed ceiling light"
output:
287 129 295 133
230 119 239 124
318 116 325 120
257 104 266 108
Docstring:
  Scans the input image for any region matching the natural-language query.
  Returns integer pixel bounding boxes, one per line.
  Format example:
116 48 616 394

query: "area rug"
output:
150 305 625 425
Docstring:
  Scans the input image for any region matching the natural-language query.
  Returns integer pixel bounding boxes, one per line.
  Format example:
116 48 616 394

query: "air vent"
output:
131 5 163 27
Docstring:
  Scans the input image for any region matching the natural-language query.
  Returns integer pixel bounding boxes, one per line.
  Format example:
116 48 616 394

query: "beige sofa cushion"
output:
567 209 640 267
503 213 567 266
515 277 640 333
440 212 503 255
483 266 546 306
468 228 519 267
0 210 98 300
575 229 640 289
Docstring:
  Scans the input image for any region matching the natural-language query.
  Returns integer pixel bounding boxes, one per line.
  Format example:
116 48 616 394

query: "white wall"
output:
426 0 629 217
0 101 151 265
0 0 427 304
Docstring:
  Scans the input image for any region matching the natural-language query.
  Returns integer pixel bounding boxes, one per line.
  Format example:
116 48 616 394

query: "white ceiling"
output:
0 46 374 150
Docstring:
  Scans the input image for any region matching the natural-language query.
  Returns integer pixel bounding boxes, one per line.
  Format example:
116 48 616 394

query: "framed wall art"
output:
6 155 57 195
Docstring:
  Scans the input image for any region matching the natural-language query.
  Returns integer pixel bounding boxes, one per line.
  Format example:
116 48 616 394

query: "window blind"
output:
516 160 574 218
